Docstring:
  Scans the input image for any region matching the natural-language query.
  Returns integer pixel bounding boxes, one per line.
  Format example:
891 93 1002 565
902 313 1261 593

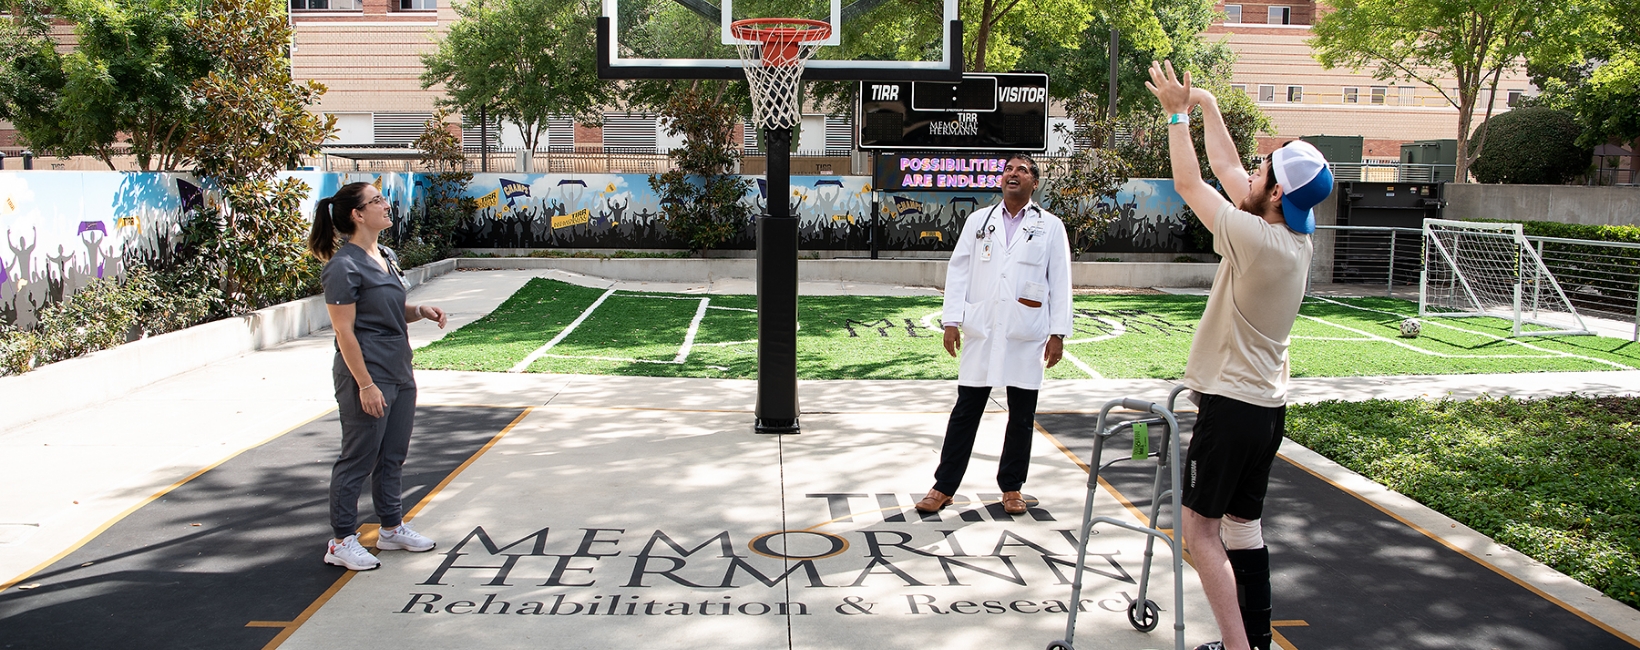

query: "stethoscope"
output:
975 203 1039 240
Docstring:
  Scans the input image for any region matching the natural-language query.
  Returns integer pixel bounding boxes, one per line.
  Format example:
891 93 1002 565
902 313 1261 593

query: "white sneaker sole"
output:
376 539 435 552
323 552 381 571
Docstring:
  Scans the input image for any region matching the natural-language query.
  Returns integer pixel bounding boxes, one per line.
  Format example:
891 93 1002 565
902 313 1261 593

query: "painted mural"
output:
0 171 1197 328
449 173 1202 255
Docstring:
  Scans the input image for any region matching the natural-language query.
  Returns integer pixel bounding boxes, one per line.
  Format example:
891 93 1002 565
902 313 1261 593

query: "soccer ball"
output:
1399 318 1422 338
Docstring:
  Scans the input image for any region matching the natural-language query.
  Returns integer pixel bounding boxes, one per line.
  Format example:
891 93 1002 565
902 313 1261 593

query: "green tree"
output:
1015 0 1231 108
1525 0 1639 154
0 0 213 169
648 85 754 255
391 110 474 268
1042 90 1129 254
421 0 609 158
1469 107 1592 184
1119 80 1271 179
1311 0 1577 183
962 0 1164 73
169 0 334 315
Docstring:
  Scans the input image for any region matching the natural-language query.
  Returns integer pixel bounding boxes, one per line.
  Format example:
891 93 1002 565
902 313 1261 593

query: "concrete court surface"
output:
2 267 1639 649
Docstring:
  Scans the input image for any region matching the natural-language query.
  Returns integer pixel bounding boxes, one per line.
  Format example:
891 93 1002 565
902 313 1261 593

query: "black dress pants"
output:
932 385 1038 495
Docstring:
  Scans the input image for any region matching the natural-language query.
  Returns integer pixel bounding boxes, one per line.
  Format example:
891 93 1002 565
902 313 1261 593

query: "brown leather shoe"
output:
1002 491 1029 514
914 488 953 513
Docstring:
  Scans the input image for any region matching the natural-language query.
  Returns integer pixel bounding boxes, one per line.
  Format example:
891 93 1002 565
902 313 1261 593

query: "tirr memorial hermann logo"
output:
395 493 1153 619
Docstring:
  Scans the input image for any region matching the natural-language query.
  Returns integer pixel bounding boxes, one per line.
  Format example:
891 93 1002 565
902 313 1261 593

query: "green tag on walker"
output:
1132 422 1149 460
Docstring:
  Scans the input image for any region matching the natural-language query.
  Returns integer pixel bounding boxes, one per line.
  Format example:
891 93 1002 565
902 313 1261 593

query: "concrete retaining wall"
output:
0 258 456 432
1444 184 1640 226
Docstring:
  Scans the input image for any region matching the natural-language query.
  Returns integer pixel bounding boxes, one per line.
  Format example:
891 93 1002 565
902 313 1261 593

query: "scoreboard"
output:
856 72 1049 152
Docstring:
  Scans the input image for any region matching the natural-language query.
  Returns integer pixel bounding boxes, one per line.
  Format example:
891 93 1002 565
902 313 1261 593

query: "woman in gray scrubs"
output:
306 181 449 571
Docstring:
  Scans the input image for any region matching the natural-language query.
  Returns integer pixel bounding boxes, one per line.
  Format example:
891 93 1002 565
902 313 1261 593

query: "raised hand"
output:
1144 60 1193 115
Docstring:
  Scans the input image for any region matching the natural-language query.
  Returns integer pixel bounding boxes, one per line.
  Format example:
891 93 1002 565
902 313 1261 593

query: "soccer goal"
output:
1420 218 1593 336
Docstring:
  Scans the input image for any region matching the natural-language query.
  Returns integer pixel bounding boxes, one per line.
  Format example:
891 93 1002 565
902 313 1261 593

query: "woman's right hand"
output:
359 384 386 418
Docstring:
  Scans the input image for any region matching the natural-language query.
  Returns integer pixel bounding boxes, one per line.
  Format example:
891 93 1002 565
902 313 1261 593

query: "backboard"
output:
598 0 962 81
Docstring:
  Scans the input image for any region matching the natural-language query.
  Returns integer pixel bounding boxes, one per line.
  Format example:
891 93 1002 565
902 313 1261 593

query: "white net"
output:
1420 218 1592 336
735 41 821 131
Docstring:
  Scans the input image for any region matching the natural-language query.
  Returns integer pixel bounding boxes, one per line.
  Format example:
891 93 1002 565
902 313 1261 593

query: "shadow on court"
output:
0 406 524 650
1036 412 1636 650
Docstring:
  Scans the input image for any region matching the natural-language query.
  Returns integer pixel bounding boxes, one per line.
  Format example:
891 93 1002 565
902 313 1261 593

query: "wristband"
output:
1168 113 1189 126
360 383 376 392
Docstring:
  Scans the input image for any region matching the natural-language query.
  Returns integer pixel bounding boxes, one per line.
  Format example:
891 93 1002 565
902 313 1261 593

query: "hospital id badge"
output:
980 239 993 261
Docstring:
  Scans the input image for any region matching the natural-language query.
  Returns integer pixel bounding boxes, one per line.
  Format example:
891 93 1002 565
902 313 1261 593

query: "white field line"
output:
923 310 1110 378
509 287 618 373
1062 351 1102 379
1301 296 1634 370
674 298 710 363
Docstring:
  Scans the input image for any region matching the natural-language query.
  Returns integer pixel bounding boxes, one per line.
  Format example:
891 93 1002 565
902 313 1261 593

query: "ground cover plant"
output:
413 278 1640 379
1286 395 1640 610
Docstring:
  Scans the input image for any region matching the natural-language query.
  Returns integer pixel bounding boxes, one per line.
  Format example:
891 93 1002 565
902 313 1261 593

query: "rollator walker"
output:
1047 385 1189 650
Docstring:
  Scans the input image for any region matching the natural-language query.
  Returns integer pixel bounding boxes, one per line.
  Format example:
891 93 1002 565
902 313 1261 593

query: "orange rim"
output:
729 17 832 44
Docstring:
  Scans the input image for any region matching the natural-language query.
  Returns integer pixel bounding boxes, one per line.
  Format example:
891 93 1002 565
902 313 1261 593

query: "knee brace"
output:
1219 516 1263 551
1227 547 1272 650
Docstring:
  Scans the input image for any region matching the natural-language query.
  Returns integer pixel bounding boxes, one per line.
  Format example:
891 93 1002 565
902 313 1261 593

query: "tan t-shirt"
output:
1182 203 1313 407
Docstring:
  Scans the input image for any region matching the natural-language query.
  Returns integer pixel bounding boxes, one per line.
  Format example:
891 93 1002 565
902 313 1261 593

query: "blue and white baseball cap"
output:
1271 141 1334 234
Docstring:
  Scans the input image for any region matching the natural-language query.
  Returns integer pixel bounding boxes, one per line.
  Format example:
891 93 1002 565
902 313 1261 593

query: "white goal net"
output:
1420 218 1593 336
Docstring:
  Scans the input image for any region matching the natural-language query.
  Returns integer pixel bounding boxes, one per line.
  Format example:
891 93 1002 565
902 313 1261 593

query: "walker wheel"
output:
1127 599 1160 632
1045 642 1073 650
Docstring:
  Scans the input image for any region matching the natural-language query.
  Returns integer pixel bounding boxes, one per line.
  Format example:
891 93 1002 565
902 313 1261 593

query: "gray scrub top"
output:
322 242 414 387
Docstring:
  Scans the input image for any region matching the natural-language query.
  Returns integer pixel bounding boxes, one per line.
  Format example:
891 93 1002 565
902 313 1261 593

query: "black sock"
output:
1226 547 1272 650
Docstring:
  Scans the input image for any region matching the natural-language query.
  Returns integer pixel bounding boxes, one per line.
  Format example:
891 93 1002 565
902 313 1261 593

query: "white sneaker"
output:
377 522 435 552
324 534 381 571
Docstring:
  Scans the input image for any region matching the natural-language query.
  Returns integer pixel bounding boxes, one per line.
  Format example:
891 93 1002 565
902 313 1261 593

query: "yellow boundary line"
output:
0 405 338 594
258 405 536 650
1278 452 1640 649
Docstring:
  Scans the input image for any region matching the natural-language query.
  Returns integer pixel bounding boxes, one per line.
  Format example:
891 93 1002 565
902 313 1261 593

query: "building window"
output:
292 0 361 9
1507 89 1525 107
1399 86 1417 106
602 113 658 150
1231 84 1247 97
1258 85 1275 103
1370 87 1387 105
373 113 434 145
399 0 435 9
1267 6 1290 24
1287 86 1303 103
1342 87 1359 104
1224 4 1242 23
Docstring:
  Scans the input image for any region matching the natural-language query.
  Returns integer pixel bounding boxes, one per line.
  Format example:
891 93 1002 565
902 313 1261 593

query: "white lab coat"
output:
941 200 1074 389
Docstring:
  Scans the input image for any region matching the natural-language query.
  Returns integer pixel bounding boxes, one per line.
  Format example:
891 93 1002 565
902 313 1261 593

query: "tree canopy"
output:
1311 0 1579 183
420 0 610 154
0 0 213 169
1524 0 1640 150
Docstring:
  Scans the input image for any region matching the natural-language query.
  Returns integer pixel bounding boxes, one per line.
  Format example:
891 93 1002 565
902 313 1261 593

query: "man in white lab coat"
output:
915 153 1074 516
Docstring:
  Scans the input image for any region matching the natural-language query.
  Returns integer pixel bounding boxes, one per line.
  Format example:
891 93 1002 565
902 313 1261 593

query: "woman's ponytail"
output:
308 197 337 260
307 183 371 261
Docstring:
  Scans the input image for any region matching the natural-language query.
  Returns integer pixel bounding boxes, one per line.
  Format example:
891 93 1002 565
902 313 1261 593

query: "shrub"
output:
649 86 754 255
0 266 213 375
389 110 474 269
1470 107 1592 184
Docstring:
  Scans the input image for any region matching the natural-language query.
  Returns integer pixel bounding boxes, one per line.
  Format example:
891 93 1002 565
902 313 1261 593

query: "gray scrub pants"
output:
330 374 417 540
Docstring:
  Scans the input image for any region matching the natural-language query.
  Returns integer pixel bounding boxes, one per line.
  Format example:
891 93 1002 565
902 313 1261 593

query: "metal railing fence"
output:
1312 224 1640 340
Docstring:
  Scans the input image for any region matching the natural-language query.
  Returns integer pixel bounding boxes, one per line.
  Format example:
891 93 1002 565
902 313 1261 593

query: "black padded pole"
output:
755 126 800 434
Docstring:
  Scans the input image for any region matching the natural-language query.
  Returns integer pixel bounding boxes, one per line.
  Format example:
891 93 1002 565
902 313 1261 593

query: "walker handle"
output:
1121 398 1158 414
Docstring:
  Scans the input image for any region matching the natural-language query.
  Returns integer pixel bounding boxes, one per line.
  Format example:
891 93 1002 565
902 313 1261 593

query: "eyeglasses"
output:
365 195 389 207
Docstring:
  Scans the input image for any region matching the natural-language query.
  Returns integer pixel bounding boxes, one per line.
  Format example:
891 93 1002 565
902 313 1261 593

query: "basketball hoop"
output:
730 18 832 131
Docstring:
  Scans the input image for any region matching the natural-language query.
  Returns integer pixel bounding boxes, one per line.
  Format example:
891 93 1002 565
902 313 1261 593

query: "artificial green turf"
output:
412 278 1640 378
411 279 613 371
1287 395 1640 610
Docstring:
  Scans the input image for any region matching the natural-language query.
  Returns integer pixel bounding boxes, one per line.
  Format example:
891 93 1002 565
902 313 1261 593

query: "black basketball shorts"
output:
1181 392 1285 521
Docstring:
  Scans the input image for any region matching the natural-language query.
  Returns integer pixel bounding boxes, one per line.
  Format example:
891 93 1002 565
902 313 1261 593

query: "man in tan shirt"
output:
1146 61 1332 650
